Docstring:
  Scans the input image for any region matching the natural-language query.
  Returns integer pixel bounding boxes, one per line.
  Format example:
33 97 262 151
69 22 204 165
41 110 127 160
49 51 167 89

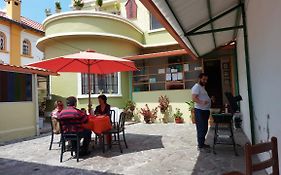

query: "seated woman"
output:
51 100 64 134
94 95 111 117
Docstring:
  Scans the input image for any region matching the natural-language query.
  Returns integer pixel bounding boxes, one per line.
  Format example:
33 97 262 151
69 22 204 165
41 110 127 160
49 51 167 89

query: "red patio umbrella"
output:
28 50 137 113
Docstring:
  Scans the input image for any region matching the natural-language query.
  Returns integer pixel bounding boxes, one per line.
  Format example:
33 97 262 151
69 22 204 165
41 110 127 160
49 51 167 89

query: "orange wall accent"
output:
10 23 22 65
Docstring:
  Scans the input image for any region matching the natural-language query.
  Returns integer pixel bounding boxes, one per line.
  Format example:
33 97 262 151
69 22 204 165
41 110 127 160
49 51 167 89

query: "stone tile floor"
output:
0 123 265 175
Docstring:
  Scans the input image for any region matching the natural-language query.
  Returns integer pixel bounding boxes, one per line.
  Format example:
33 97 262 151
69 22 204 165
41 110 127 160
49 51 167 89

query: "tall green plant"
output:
96 0 103 7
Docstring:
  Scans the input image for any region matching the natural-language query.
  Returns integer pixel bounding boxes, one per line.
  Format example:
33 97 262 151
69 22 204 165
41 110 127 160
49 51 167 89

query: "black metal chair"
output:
49 117 61 150
58 119 84 162
95 109 116 144
102 112 128 153
212 92 242 156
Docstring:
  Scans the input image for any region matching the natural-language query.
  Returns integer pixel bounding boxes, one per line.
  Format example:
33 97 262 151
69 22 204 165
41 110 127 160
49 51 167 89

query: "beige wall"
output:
133 89 193 123
0 102 36 142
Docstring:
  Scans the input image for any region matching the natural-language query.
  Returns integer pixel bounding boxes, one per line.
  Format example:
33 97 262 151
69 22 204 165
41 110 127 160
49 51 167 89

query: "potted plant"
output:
55 1 62 13
45 8 52 17
95 0 103 11
73 0 84 10
140 104 158 124
158 95 170 123
173 108 184 123
114 1 121 15
124 100 136 121
186 100 196 124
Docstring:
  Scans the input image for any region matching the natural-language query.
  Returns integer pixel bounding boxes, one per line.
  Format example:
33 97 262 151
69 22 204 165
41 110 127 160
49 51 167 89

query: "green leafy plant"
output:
140 104 158 124
158 95 170 113
114 1 121 11
186 100 195 112
96 0 103 7
73 0 84 9
55 1 62 10
173 108 183 119
124 100 136 121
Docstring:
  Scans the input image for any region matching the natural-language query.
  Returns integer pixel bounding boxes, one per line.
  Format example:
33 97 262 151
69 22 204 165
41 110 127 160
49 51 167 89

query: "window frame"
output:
0 31 7 52
22 39 32 57
77 72 122 99
149 13 164 31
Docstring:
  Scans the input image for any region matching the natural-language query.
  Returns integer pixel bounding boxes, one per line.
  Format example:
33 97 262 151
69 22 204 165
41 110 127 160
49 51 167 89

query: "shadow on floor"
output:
95 133 164 158
52 133 164 160
0 158 121 175
191 127 247 175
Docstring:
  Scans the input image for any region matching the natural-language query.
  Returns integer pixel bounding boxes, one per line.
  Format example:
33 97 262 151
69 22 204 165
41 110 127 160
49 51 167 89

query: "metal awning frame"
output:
141 0 255 143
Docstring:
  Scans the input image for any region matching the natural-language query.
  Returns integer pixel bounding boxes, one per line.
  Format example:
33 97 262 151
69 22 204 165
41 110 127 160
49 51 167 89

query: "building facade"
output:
0 0 44 66
39 0 237 123
0 0 48 142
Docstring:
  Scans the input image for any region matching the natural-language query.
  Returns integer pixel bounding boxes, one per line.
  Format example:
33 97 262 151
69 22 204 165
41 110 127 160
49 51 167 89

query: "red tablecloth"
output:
83 115 112 134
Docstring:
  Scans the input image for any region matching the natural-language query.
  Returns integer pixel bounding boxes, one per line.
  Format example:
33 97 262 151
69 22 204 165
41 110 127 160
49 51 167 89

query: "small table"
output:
83 115 112 134
212 113 238 156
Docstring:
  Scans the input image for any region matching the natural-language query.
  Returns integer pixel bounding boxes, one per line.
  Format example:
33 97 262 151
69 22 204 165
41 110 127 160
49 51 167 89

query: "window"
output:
0 71 32 102
0 31 6 51
133 56 203 92
125 0 137 19
81 73 119 95
22 39 31 56
150 13 163 30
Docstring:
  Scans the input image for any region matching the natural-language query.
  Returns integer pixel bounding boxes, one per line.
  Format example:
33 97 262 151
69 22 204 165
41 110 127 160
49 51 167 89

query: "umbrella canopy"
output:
28 50 137 113
29 50 137 74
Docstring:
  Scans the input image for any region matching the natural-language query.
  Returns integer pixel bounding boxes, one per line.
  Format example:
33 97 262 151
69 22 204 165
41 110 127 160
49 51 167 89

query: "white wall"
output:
237 0 281 169
20 31 44 66
0 24 10 64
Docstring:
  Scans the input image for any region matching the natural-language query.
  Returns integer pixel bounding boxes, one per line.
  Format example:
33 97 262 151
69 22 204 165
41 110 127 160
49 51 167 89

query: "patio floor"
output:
0 123 265 175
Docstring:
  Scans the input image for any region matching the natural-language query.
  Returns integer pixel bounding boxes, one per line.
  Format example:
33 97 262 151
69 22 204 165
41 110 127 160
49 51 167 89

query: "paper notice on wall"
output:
166 74 172 81
184 64 190 71
172 73 178 81
158 68 165 74
194 66 203 71
177 72 183 80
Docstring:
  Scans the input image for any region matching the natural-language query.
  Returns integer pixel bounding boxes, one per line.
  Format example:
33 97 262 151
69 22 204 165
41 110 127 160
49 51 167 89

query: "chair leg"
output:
95 135 98 145
102 134 105 153
229 123 238 156
117 133 123 153
58 135 62 147
49 132 54 150
60 138 65 163
122 130 128 148
213 123 218 154
76 138 80 162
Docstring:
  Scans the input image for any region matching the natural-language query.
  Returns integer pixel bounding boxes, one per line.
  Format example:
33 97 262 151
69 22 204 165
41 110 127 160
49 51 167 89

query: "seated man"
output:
58 96 91 156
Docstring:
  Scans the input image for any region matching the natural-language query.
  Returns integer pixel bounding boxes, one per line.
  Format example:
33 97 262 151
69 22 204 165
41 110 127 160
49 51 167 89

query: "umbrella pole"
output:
88 64 92 114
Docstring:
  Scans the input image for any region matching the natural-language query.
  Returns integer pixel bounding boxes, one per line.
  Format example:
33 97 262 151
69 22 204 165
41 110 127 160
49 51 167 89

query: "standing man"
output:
191 73 211 151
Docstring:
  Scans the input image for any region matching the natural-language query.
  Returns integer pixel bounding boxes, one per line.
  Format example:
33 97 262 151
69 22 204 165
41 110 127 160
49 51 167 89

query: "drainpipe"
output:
241 2 255 144
129 72 133 100
34 74 40 136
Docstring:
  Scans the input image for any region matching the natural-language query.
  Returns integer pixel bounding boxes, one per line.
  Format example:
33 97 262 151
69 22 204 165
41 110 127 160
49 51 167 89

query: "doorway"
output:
204 60 223 108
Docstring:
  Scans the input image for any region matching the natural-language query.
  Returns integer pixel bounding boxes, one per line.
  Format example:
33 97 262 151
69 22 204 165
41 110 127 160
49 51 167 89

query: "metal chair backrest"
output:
245 137 279 175
118 112 126 131
110 109 116 122
225 92 242 114
58 118 82 135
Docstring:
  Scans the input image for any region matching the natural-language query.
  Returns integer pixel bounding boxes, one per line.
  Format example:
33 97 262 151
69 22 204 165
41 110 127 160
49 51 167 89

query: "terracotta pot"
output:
175 118 184 123
190 109 196 124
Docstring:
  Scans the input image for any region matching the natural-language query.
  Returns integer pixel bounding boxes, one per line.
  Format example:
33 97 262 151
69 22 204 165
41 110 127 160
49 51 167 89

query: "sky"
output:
0 0 72 23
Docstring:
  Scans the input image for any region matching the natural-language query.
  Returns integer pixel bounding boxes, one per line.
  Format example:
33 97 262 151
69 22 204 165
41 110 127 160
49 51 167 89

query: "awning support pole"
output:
187 25 244 36
206 0 217 48
186 4 242 36
241 2 255 144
